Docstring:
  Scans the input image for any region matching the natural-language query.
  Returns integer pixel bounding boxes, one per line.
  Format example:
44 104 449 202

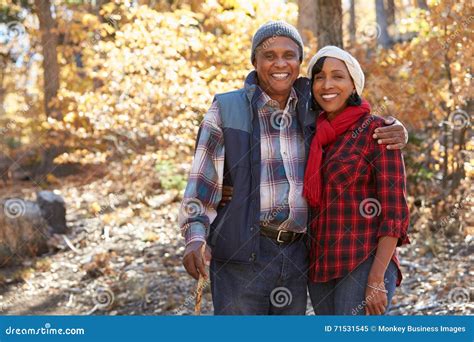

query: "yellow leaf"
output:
91 202 102 215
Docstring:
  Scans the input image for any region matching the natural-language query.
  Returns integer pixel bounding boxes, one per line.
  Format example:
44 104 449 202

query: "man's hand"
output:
183 241 212 280
373 116 409 150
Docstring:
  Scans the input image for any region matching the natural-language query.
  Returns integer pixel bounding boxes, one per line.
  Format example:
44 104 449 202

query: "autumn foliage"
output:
1 0 472 226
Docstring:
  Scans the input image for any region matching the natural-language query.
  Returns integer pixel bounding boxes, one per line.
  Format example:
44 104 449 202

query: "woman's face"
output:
312 57 355 118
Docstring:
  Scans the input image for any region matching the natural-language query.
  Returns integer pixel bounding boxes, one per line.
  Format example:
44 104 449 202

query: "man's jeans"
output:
210 235 309 315
308 256 398 315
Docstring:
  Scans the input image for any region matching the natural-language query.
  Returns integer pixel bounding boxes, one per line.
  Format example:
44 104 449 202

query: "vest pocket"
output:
209 204 230 247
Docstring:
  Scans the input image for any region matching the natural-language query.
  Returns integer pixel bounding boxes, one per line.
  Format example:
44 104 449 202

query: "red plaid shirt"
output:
309 114 410 285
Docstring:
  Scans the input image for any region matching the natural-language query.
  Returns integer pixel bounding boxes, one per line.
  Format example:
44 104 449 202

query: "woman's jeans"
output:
210 235 309 315
308 256 398 315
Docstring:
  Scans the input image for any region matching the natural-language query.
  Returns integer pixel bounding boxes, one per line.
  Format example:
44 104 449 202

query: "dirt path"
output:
0 176 472 316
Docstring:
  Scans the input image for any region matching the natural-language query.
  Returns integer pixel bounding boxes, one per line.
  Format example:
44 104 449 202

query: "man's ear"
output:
252 47 260 69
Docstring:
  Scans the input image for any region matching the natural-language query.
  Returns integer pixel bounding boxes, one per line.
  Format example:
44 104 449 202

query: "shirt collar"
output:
257 87 298 111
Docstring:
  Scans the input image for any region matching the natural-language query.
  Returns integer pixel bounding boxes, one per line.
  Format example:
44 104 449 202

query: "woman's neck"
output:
326 107 346 121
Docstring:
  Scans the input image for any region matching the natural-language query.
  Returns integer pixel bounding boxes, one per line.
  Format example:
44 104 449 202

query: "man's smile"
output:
271 72 290 81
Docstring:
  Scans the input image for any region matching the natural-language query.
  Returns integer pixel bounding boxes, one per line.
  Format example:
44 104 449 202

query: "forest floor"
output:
0 162 472 316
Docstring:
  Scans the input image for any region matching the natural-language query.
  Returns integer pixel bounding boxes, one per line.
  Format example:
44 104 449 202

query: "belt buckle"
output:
276 230 286 243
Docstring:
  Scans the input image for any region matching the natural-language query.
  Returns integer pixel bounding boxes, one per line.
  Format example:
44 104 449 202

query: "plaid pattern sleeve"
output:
372 125 410 246
178 101 225 246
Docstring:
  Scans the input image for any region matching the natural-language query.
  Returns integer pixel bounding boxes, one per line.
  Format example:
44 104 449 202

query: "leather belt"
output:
260 225 305 244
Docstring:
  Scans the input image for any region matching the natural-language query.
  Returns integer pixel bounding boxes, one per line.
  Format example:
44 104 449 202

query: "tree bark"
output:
190 0 205 12
0 56 5 116
34 0 61 119
90 0 109 15
416 0 429 10
385 0 395 27
375 0 393 48
348 0 356 46
315 0 343 48
297 0 318 44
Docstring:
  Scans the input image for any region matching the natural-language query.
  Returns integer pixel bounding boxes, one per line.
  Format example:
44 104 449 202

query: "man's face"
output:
253 36 301 99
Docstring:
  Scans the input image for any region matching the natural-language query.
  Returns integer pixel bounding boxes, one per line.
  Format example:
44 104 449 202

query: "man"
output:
179 21 408 315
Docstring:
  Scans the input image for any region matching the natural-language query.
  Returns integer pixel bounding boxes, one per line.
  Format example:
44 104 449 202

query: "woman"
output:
303 46 410 315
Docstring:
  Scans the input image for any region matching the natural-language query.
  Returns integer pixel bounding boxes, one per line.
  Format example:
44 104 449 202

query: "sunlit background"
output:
0 0 471 315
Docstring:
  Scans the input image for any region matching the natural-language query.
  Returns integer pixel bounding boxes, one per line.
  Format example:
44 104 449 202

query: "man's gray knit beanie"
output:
251 21 304 63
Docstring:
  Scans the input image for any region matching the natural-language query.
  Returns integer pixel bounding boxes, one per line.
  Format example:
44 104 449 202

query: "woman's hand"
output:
219 185 233 205
365 276 388 315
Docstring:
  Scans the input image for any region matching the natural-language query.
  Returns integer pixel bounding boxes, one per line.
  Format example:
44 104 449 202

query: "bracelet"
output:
367 284 388 293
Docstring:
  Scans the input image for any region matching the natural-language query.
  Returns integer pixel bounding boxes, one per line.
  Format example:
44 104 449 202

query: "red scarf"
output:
303 100 371 207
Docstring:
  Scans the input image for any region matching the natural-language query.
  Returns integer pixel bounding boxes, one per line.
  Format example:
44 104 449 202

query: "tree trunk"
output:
385 0 395 27
190 0 205 12
416 0 429 10
0 56 5 116
457 99 473 179
315 0 343 48
34 0 61 119
0 191 67 267
90 0 108 15
375 0 393 48
297 0 318 44
348 0 356 46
